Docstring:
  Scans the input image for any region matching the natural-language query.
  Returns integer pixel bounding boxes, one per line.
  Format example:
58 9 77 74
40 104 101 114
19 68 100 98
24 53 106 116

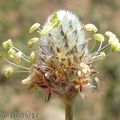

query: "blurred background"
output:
0 0 120 120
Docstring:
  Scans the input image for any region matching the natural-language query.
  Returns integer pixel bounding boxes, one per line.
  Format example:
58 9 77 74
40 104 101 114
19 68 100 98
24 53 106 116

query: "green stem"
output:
65 101 73 120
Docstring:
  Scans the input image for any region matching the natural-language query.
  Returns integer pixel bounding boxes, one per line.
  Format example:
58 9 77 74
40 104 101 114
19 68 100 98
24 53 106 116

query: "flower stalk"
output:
65 100 74 120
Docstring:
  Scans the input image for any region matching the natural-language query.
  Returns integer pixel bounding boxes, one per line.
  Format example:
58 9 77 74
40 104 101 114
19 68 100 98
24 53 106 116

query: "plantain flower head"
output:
21 10 99 100
1 10 120 101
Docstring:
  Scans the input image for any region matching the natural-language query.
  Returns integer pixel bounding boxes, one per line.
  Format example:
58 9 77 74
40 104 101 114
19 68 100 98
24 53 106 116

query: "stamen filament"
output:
98 43 109 52
96 41 103 55
21 56 30 63
92 43 109 60
89 40 96 53
15 71 30 73
92 41 103 58
13 47 29 59
5 58 30 70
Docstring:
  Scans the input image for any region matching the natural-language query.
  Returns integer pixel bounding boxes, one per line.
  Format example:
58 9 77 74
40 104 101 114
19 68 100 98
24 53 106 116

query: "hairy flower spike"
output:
1 10 119 104
1 10 120 120
20 10 120 100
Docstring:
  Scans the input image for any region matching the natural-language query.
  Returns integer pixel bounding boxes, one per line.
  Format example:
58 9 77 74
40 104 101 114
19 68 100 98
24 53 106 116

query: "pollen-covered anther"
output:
8 48 16 58
28 37 39 48
15 51 22 64
93 33 105 42
45 73 48 77
77 70 81 77
80 63 91 74
84 23 98 32
108 36 120 52
95 77 100 83
44 73 50 79
22 69 42 85
4 66 14 78
29 51 36 63
21 75 33 85
29 23 40 33
99 52 106 60
105 31 114 37
2 39 13 50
